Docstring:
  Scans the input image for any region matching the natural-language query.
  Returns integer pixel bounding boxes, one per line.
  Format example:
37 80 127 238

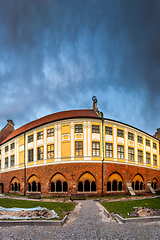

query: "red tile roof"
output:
1 109 100 144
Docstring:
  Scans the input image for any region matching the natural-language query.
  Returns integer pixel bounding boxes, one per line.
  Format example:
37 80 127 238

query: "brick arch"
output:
132 173 144 182
10 177 20 185
108 172 123 182
27 174 40 184
10 177 20 192
78 172 96 192
152 177 158 190
78 172 96 183
107 172 123 192
50 172 67 184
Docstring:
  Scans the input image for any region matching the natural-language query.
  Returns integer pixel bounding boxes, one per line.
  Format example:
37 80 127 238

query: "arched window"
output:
78 172 96 193
140 182 143 190
28 183 31 192
132 174 144 191
38 182 41 192
107 182 111 191
84 180 90 192
112 180 117 191
91 182 96 191
27 175 41 192
63 182 67 192
119 181 122 191
15 182 17 192
50 173 67 193
135 181 139 190
78 182 83 192
56 181 62 192
10 177 20 192
152 178 158 190
107 173 123 192
51 182 55 192
32 181 36 192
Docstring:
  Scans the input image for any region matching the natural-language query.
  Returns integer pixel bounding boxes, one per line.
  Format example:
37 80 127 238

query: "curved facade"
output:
0 100 159 196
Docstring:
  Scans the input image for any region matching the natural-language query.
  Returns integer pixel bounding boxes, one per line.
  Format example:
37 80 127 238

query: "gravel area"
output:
0 200 160 239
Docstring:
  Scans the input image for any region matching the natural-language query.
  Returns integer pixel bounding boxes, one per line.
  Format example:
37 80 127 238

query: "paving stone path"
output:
0 200 160 239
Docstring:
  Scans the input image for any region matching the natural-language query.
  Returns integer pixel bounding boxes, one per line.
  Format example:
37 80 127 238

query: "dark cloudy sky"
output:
0 0 160 135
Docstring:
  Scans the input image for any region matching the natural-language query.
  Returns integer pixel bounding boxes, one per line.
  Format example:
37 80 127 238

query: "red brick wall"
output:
0 162 159 196
0 123 14 143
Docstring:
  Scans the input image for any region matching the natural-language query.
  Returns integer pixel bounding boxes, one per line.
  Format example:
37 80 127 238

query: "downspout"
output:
24 132 26 196
101 113 104 197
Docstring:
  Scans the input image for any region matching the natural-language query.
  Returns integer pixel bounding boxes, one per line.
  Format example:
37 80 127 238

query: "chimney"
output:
7 119 15 127
92 96 98 111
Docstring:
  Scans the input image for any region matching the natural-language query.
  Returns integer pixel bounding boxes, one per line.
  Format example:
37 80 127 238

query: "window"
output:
92 142 100 156
105 126 112 135
37 147 43 160
128 132 134 141
146 152 150 164
5 146 8 152
146 139 150 147
0 149 1 155
75 124 83 133
28 134 34 143
10 142 15 150
37 131 43 140
117 129 124 138
138 150 143 163
92 125 100 133
47 144 54 159
106 143 113 157
75 141 83 156
128 147 134 161
153 155 157 166
138 135 143 144
5 157 8 168
153 142 157 149
117 145 124 159
47 128 54 137
10 155 15 167
28 149 34 162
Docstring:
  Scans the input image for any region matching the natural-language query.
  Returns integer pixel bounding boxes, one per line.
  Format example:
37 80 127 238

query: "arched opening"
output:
27 175 41 193
10 177 20 192
63 182 67 192
135 181 139 190
107 182 111 191
32 181 36 192
50 173 67 192
107 172 123 192
152 178 158 190
15 182 17 192
51 182 55 192
38 182 41 192
78 182 83 192
91 182 96 191
56 180 62 192
112 180 117 191
78 172 96 193
132 174 144 191
119 181 122 191
28 183 31 192
84 180 90 191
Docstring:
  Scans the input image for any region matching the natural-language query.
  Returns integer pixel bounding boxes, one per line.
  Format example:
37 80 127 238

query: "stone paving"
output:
0 200 160 239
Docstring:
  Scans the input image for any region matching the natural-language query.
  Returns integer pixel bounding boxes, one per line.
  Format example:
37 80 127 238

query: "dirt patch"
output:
130 207 160 217
0 209 55 219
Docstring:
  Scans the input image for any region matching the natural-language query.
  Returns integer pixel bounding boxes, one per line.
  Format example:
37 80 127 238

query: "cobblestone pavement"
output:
0 200 160 240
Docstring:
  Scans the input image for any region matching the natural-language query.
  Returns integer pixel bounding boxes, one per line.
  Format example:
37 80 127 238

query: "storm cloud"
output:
0 0 160 135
